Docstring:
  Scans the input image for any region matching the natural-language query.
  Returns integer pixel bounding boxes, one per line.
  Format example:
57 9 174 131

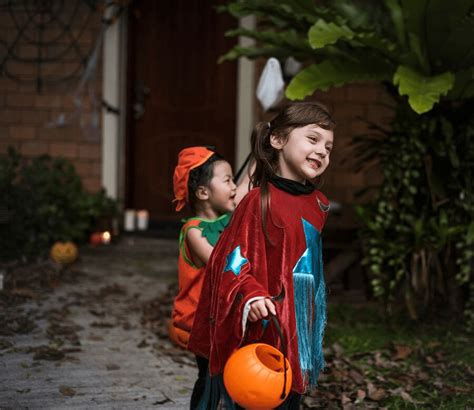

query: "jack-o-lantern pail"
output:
223 316 292 409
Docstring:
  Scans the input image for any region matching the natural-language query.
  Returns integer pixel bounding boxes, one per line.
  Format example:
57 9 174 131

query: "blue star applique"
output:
293 218 321 275
224 245 248 276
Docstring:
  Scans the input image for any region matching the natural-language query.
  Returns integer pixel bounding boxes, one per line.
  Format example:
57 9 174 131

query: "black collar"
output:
269 174 315 195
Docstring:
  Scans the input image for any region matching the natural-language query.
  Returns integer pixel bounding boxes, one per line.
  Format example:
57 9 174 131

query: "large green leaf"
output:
286 58 392 99
393 66 455 114
400 0 430 70
308 19 354 48
384 0 406 48
308 18 397 58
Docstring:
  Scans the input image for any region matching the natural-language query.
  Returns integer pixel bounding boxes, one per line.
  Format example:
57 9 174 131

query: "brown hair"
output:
250 102 336 239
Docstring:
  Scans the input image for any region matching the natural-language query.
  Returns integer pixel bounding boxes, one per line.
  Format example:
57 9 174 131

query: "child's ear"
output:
270 134 284 150
195 186 209 200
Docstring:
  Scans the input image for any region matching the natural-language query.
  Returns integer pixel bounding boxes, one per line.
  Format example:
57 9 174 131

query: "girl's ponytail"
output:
250 121 278 242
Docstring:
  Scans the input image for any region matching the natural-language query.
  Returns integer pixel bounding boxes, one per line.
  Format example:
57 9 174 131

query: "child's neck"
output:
195 204 221 220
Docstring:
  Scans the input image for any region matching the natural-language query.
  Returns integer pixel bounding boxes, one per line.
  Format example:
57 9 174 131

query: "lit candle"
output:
137 210 149 231
124 209 136 231
102 231 111 244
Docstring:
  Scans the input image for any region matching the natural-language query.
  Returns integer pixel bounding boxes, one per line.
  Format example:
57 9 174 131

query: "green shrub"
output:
354 101 474 326
0 147 118 262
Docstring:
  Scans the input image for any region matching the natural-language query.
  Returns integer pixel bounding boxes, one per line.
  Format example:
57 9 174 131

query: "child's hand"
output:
248 298 276 322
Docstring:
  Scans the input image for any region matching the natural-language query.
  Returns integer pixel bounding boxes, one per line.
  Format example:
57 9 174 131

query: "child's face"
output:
207 161 237 214
271 124 333 183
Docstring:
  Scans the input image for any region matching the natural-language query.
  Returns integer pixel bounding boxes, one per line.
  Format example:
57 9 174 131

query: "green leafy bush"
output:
0 147 118 262
354 101 474 324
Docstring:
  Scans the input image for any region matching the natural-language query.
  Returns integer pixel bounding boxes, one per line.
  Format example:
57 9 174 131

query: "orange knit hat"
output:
173 147 215 212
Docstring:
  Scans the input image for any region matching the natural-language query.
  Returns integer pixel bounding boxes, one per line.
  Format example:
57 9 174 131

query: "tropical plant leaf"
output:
384 0 406 48
400 0 430 70
225 27 311 53
308 19 354 48
286 58 392 100
393 66 455 114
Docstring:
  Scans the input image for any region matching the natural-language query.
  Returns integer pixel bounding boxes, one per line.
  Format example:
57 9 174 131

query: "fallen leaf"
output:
332 343 344 357
32 346 65 361
87 334 104 342
90 321 116 328
341 394 351 404
10 288 40 299
355 389 366 403
400 391 416 403
426 356 435 364
59 385 76 397
349 369 364 385
137 339 149 348
393 344 412 360
369 388 386 401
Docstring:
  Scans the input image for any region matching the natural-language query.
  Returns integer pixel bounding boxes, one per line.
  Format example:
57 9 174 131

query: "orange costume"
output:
170 214 230 348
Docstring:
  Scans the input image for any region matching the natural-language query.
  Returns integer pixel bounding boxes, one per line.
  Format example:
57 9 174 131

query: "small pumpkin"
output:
50 241 79 265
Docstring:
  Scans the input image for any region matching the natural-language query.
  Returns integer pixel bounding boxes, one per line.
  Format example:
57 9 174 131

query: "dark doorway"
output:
126 0 237 232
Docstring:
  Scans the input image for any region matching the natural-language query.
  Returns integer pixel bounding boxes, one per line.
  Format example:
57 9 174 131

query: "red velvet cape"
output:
188 184 329 394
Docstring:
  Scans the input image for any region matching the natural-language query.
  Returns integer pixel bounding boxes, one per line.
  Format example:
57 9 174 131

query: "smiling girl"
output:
189 103 336 409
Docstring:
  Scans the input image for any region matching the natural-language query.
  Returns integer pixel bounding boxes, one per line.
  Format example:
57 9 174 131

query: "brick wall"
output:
0 6 103 192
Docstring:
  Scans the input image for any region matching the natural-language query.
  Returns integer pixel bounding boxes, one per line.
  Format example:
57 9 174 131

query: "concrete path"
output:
0 236 196 409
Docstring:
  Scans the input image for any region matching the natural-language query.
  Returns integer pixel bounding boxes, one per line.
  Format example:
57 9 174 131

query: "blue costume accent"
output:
292 218 326 385
223 246 248 276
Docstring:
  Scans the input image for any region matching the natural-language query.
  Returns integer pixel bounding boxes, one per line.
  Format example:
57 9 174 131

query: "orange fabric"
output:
168 320 190 349
171 218 205 335
173 147 214 212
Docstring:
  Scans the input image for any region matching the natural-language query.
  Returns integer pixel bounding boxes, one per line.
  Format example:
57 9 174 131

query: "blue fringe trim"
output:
293 223 327 387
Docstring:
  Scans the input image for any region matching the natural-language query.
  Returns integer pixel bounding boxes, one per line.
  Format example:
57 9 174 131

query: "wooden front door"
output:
126 0 237 225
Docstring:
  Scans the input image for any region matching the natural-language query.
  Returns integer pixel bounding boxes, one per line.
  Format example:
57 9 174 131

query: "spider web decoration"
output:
0 1 129 140
0 0 105 92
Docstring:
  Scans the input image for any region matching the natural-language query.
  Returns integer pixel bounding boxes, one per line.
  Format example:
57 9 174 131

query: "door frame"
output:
101 11 256 207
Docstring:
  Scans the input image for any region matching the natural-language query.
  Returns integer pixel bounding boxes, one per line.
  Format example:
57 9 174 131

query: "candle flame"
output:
102 231 111 244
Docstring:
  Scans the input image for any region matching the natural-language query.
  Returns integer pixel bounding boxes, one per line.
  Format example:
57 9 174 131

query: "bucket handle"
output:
268 314 289 401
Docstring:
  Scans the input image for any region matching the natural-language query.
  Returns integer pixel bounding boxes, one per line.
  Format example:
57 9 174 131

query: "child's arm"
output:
187 228 214 266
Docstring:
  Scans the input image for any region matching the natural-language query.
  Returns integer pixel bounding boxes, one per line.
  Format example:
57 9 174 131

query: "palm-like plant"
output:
219 0 474 325
219 0 474 114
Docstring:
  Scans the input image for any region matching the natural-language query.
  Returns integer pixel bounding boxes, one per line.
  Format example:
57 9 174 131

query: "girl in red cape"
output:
188 102 336 409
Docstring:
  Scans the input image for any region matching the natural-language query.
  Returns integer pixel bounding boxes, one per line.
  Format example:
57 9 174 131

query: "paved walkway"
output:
0 237 196 409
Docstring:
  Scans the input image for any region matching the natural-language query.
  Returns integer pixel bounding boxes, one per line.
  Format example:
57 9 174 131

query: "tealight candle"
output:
102 231 111 244
137 209 149 231
124 209 136 231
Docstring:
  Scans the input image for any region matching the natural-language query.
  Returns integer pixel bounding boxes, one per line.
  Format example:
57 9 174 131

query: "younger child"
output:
169 146 248 409
189 103 335 409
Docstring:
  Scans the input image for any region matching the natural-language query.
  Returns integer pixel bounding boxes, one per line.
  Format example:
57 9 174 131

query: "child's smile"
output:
208 161 237 215
272 124 334 183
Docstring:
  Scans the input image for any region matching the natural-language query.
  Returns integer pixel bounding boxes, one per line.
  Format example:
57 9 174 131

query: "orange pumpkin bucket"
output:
223 316 292 410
